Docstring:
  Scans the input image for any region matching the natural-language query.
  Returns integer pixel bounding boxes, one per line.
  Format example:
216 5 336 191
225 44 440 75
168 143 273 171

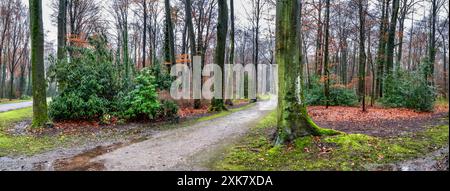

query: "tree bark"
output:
375 0 389 98
57 0 66 61
275 0 337 144
29 0 49 127
323 0 330 108
164 0 176 70
210 0 228 112
142 0 147 68
358 0 367 112
385 0 400 75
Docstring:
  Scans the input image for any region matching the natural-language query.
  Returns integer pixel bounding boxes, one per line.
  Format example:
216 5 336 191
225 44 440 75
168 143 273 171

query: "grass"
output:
0 107 33 131
197 103 256 122
213 111 449 171
257 94 272 101
0 107 62 157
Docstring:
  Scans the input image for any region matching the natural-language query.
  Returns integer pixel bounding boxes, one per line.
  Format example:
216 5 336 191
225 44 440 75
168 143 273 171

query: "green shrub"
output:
148 61 174 90
304 76 358 106
119 69 160 120
48 36 121 120
381 69 436 112
157 100 179 119
19 95 31 100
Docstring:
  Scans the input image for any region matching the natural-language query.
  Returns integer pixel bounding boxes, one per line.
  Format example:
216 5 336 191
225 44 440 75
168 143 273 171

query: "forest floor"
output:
213 102 449 171
0 98 448 171
0 99 272 171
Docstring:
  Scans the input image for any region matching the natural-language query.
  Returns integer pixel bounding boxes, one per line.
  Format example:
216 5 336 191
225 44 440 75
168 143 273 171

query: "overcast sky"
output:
20 0 437 51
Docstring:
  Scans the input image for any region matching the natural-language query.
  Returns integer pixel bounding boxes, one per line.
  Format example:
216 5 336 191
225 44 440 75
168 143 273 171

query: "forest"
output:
0 0 448 171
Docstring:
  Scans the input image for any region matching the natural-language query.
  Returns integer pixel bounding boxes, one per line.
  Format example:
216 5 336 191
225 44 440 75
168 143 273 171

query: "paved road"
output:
0 101 33 113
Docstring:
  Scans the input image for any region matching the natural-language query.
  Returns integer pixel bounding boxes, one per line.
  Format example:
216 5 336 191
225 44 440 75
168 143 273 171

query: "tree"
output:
275 0 337 144
112 0 130 86
225 0 235 106
210 0 228 112
142 0 147 68
164 0 176 69
385 0 400 74
323 0 330 108
7 3 27 99
375 0 389 98
427 0 437 85
29 0 49 127
358 0 367 112
57 0 66 61
245 0 265 102
314 0 324 76
0 0 12 99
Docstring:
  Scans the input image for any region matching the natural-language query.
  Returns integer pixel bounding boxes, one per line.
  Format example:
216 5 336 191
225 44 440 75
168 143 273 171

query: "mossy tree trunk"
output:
275 0 337 145
210 0 228 112
29 0 49 127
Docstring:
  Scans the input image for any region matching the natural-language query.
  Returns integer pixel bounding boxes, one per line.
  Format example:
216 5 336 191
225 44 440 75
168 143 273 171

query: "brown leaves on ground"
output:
178 106 209 118
309 105 449 137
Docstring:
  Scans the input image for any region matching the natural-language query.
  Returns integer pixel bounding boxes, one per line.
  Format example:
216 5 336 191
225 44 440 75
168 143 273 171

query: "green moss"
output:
294 136 314 149
213 111 450 171
0 107 33 130
0 134 57 157
257 94 272 101
0 108 60 157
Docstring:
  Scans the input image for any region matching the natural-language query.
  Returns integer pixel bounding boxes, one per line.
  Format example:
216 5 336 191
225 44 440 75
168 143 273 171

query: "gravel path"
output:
92 99 277 171
0 101 32 112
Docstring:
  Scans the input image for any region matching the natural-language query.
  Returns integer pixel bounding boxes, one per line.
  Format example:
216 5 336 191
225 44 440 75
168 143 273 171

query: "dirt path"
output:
91 99 276 171
0 101 32 113
0 99 276 171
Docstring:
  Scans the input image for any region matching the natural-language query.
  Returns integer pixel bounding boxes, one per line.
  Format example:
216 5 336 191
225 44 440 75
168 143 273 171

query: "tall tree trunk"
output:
57 0 67 61
164 0 176 70
375 0 389 98
29 0 49 127
358 0 367 112
427 0 437 85
142 0 147 68
210 0 228 112
396 0 408 71
323 0 330 108
275 0 337 145
407 14 414 71
185 0 201 109
225 0 235 106
122 3 130 86
385 0 400 75
315 0 323 76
